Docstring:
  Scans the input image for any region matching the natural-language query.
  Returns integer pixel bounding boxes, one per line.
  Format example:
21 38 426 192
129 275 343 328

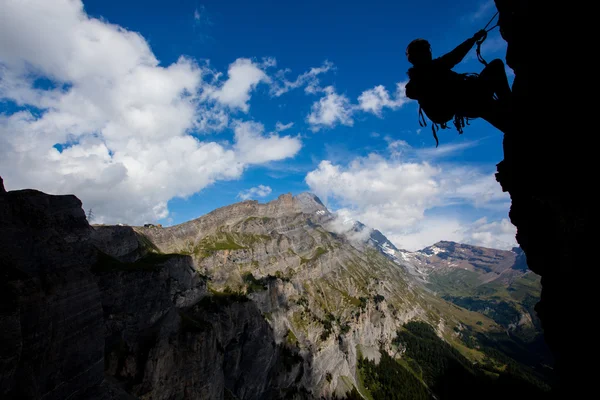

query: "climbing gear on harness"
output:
418 105 473 147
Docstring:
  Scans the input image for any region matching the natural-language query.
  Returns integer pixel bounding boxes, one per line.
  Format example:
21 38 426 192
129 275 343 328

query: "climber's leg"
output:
479 59 512 103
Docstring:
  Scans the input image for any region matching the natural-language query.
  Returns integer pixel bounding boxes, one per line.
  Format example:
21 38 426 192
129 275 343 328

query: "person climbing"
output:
404 30 512 145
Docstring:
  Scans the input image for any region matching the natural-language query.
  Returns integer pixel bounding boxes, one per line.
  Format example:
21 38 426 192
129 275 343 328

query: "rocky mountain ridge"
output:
1 180 550 399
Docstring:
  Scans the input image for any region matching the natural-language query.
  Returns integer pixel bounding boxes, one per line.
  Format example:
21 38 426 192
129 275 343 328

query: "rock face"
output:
136 193 547 398
0 183 305 400
0 186 105 399
493 0 588 395
91 226 149 263
94 251 299 399
98 269 287 399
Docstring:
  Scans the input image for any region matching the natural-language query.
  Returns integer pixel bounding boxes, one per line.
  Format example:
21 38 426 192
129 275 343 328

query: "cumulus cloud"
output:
462 217 517 250
207 58 269 112
0 0 299 224
233 121 301 164
386 218 466 251
238 184 272 200
324 209 374 244
357 82 410 116
305 143 515 250
384 217 516 251
306 86 354 131
307 81 411 131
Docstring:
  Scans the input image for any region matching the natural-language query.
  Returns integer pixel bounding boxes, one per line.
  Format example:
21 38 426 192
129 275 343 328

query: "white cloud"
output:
0 0 299 225
307 82 411 131
387 139 412 159
385 217 516 251
233 121 302 164
386 218 466 251
275 121 294 132
357 82 410 116
207 58 269 112
306 86 354 131
194 9 201 20
270 60 334 96
238 184 272 200
415 141 479 160
462 217 517 250
324 209 374 244
305 143 515 251
260 57 277 69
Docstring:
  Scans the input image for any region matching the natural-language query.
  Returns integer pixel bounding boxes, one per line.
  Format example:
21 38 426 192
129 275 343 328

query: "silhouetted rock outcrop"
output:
494 0 588 396
0 185 105 399
0 182 308 399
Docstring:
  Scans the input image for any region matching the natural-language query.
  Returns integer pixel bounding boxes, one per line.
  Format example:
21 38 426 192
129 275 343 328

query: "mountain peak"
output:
293 192 327 214
294 192 325 206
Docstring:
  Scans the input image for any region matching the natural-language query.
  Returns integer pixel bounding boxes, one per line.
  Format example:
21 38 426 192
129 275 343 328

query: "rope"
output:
476 34 488 66
486 23 499 33
419 105 443 148
476 11 500 66
483 11 499 31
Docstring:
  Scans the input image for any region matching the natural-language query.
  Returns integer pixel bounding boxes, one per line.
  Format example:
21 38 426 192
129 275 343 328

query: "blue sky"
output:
0 0 516 250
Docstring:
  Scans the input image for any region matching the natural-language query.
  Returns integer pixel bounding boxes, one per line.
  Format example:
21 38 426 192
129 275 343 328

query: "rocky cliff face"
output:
93 245 300 399
493 0 586 395
136 193 540 398
0 179 107 399
0 181 306 400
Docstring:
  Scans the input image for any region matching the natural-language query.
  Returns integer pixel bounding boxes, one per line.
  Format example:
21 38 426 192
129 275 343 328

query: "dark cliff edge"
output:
0 178 108 399
494 0 589 396
0 178 304 400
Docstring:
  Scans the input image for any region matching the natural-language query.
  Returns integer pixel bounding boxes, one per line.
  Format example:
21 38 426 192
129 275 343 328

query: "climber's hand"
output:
473 29 486 41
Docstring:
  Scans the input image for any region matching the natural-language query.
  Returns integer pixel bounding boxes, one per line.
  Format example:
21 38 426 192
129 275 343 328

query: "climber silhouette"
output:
405 30 512 144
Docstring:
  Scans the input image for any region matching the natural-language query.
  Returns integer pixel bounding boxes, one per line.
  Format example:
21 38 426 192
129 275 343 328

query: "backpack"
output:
407 68 479 146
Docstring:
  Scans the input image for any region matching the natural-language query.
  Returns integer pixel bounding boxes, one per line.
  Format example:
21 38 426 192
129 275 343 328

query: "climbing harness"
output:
418 74 479 147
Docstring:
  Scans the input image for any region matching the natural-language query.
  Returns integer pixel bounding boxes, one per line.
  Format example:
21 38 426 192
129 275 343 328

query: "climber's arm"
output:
436 38 477 69
436 30 486 69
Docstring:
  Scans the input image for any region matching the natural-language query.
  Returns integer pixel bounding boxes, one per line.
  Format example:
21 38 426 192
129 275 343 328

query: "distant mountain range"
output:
328 214 544 343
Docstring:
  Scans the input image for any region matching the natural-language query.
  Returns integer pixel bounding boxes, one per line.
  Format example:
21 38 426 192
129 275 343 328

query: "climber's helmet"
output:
406 39 432 66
